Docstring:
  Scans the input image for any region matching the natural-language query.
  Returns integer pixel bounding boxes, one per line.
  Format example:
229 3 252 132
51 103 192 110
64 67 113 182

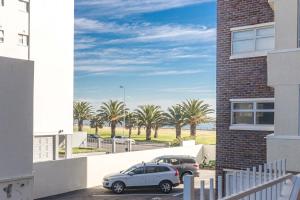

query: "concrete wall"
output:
0 56 33 180
33 158 87 199
30 0 74 136
0 0 29 59
202 145 216 162
274 0 298 49
33 145 205 198
72 132 88 148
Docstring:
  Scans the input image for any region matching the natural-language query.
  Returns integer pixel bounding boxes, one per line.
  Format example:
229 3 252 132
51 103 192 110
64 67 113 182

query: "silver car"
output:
152 155 200 182
103 162 180 194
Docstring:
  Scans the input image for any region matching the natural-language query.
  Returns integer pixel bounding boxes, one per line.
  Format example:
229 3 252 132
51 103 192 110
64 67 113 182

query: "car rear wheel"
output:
159 181 172 194
112 181 125 194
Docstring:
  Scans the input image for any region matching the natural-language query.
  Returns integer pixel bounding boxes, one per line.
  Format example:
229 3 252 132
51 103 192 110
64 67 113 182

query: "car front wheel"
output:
112 181 125 194
159 181 172 194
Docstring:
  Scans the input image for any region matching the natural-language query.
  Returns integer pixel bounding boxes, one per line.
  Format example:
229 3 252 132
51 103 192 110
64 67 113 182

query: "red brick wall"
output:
216 0 274 179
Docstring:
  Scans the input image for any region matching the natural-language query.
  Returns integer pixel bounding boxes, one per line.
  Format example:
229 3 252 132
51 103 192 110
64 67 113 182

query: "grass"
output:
74 126 216 145
59 147 106 155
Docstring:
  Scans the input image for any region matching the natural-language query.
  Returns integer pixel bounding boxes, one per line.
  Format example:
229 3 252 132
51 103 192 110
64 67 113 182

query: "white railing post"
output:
246 168 250 200
226 174 230 197
250 167 256 200
218 176 222 199
200 180 205 200
283 159 287 175
210 178 215 200
239 171 243 192
233 172 237 194
183 175 195 200
257 165 262 200
112 138 116 153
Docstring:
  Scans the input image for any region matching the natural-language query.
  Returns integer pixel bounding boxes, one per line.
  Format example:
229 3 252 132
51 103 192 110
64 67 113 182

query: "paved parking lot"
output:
39 170 215 200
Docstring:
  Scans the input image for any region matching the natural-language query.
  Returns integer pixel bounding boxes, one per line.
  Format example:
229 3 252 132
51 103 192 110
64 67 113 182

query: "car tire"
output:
159 180 173 194
181 172 193 183
112 181 125 194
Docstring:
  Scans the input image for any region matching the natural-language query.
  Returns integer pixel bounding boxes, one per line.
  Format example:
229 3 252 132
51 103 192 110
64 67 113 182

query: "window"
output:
18 0 29 12
18 34 29 46
132 167 144 174
145 166 157 174
231 23 275 58
156 166 170 172
0 30 3 43
230 99 274 131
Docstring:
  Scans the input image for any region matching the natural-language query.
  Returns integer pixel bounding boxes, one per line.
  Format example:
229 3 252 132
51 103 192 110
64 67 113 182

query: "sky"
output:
74 0 216 113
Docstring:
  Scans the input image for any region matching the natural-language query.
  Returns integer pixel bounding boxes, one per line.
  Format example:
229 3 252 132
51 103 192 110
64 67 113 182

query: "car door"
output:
144 166 159 186
125 166 146 187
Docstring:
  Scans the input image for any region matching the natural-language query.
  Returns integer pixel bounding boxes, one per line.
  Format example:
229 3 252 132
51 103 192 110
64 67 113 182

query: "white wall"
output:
0 0 29 59
33 158 87 199
0 56 33 180
72 132 88 148
30 0 74 136
33 145 205 199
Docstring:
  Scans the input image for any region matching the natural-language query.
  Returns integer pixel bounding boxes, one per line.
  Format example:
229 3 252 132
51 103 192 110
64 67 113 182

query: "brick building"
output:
216 0 275 178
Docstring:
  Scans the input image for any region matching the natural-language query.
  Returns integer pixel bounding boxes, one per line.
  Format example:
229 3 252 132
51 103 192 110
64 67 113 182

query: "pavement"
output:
38 170 215 200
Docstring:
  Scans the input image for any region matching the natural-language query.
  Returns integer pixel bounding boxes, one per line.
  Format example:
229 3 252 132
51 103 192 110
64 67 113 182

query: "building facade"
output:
217 0 300 179
216 0 275 178
0 0 74 161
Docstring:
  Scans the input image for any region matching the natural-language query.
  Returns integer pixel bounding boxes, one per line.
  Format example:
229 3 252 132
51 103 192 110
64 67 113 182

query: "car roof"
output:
154 155 196 159
133 162 172 168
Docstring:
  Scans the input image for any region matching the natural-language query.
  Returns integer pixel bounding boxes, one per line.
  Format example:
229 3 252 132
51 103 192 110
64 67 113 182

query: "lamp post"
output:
120 85 125 136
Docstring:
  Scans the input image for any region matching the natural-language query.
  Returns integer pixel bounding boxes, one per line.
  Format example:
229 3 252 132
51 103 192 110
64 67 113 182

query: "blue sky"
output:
74 0 216 113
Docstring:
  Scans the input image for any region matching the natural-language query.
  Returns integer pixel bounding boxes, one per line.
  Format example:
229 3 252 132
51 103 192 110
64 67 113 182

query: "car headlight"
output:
103 178 110 182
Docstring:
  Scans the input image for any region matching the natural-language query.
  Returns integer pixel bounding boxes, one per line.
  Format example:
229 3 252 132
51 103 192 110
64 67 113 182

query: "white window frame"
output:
0 30 3 43
18 33 29 46
230 98 275 131
230 22 275 59
18 0 29 13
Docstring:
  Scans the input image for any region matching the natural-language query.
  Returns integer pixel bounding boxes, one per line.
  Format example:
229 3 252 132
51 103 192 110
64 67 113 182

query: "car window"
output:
170 158 180 165
182 158 196 164
132 167 144 174
156 166 170 172
145 166 157 174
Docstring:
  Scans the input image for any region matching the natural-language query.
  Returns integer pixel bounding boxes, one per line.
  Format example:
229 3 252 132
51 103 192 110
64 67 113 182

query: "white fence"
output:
184 159 300 200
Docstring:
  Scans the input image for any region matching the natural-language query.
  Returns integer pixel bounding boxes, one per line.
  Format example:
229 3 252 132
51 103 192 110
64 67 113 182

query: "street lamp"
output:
120 85 125 136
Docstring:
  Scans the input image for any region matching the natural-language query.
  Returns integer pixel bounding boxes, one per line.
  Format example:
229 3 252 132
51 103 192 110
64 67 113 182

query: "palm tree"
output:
135 105 162 141
90 114 104 135
125 112 136 138
98 100 126 138
153 113 166 138
165 105 185 138
181 99 214 137
73 102 93 132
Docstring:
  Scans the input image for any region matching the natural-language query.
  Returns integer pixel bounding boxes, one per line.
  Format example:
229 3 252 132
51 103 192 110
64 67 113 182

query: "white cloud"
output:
76 0 214 18
142 69 205 76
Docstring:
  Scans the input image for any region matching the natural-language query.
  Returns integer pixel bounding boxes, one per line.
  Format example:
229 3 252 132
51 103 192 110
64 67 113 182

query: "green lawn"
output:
59 147 106 155
74 126 216 145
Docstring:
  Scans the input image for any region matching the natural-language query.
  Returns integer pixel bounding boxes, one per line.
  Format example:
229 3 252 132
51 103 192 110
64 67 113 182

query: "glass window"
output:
0 30 3 43
231 99 274 126
18 34 29 46
19 0 29 12
132 167 144 175
145 166 157 174
169 158 180 165
182 158 196 164
156 166 170 172
232 24 274 55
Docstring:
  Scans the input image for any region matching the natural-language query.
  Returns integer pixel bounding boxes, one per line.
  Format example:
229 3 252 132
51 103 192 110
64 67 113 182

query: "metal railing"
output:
183 159 300 200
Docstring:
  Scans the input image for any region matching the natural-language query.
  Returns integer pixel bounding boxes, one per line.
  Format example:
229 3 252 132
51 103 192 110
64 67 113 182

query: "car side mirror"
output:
128 172 134 176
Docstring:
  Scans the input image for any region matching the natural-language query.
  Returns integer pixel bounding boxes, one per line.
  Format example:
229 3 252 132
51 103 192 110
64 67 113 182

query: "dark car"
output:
152 155 200 182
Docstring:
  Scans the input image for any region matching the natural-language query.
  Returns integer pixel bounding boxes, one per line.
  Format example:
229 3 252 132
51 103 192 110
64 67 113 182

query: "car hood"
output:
104 172 126 179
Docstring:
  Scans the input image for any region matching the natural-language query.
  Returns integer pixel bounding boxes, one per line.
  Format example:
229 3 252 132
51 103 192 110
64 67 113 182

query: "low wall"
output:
72 132 87 148
34 145 205 199
33 158 87 199
202 145 216 162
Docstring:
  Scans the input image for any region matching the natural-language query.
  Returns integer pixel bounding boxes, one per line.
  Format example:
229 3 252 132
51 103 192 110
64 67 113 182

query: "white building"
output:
0 0 74 161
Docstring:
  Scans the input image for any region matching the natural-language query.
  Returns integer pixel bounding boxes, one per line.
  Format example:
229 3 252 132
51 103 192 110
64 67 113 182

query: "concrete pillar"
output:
274 85 300 136
65 134 72 158
112 138 116 153
183 175 195 200
127 140 132 152
53 135 59 160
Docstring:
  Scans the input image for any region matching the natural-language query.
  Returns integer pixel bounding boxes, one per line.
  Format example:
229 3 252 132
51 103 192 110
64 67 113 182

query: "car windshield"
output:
122 165 139 174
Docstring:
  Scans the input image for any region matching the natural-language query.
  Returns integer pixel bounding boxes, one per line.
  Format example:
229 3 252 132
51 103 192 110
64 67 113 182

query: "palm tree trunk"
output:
129 127 132 138
190 124 197 137
137 126 141 135
176 125 181 138
78 119 83 132
146 126 151 140
111 122 116 138
95 126 98 134
154 127 158 138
